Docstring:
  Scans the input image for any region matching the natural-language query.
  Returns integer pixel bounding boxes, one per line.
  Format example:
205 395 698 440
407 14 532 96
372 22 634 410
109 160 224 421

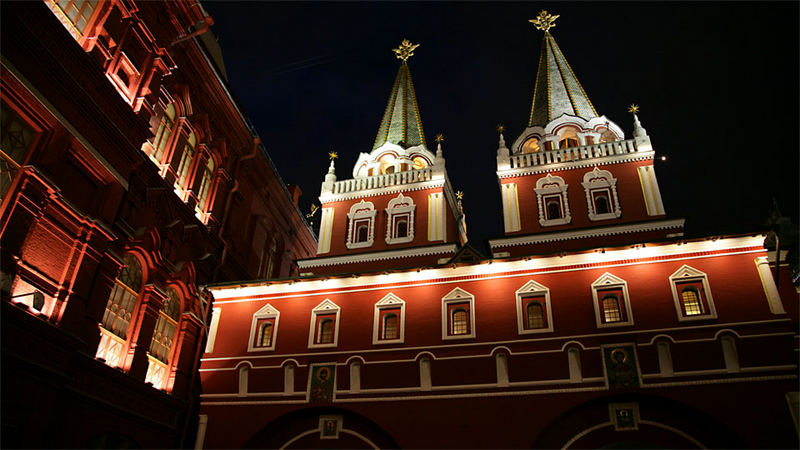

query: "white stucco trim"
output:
372 293 406 345
669 265 718 321
247 303 280 352
582 167 621 221
591 273 634 328
535 174 571 226
345 200 376 249
515 280 555 335
441 287 476 340
308 299 341 349
385 193 415 245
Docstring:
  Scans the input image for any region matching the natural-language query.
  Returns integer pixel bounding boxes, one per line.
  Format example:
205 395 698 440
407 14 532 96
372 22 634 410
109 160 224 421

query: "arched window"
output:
196 157 215 214
257 322 273 347
175 131 196 189
383 314 399 340
356 224 369 242
151 103 176 163
318 319 334 344
396 219 408 238
602 295 622 323
102 254 142 340
546 198 562 220
412 156 428 170
451 309 468 335
526 301 545 328
149 288 180 364
594 194 610 214
600 129 617 143
559 136 579 149
522 137 540 153
681 288 703 316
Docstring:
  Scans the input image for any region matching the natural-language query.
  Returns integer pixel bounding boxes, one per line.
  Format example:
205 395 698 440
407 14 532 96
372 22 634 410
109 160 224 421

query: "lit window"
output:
174 131 196 190
602 295 622 323
535 174 571 226
346 200 376 249
383 314 398 339
582 167 621 221
522 137 540 153
195 157 215 214
378 154 396 174
442 288 475 340
591 273 634 328
412 156 428 170
558 129 579 149
44 0 100 41
526 301 545 328
308 299 340 348
96 254 142 368
150 103 176 164
373 293 405 345
149 288 180 364
385 193 415 245
451 309 468 335
669 265 717 321
247 303 280 352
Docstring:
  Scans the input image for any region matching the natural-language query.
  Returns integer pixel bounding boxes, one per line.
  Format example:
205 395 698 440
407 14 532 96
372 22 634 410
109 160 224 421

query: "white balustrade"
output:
509 139 640 170
331 167 434 195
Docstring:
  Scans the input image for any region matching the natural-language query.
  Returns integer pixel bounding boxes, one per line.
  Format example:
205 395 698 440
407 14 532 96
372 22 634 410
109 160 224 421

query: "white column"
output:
194 414 208 450
204 308 221 353
755 257 786 314
501 183 521 233
317 208 335 254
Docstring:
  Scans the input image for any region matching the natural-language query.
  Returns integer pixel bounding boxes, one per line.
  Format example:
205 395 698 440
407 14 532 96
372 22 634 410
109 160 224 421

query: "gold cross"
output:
628 104 640 114
529 10 560 33
393 39 420 62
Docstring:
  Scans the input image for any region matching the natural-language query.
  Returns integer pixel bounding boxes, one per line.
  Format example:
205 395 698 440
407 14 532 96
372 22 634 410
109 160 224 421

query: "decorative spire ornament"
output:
628 104 648 138
496 124 508 149
393 39 420 62
435 133 444 158
529 10 560 33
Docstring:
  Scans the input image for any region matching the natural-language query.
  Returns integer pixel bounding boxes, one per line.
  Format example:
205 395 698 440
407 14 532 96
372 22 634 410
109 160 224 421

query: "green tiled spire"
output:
372 41 426 151
528 15 598 127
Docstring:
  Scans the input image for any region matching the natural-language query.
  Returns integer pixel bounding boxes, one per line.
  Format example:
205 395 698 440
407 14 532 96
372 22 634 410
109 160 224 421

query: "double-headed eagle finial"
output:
393 39 420 62
328 150 338 160
529 10 560 33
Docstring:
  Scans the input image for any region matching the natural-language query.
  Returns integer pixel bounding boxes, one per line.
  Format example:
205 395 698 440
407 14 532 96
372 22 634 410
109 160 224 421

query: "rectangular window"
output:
597 288 625 323
522 295 547 329
45 0 100 41
254 318 275 348
441 288 475 340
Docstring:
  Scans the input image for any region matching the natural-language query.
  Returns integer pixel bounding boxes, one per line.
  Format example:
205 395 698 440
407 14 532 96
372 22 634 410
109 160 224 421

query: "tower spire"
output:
372 40 427 151
527 11 598 128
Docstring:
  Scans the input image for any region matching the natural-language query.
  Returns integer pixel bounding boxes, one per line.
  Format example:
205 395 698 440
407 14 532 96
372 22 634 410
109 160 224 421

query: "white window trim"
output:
669 265 718 321
582 167 622 221
247 304 279 352
308 299 341 349
535 174 571 226
385 193 416 245
441 287 476 340
346 200 376 249
591 272 634 328
515 280 554 334
372 293 406 345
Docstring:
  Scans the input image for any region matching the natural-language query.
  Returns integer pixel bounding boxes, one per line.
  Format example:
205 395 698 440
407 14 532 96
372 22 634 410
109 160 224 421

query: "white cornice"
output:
496 151 654 179
297 243 458 269
488 219 685 249
319 178 446 203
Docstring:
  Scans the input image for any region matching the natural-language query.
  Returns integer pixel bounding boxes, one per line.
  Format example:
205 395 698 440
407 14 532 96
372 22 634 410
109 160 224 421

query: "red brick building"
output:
197 13 799 449
1 1 315 448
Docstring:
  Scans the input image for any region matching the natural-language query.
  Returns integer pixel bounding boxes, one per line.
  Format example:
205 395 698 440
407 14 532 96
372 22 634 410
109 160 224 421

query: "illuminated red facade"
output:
197 17 799 450
1 1 314 448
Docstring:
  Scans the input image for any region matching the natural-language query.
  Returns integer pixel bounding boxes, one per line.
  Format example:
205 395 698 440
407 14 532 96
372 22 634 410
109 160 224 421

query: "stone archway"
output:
531 394 744 449
242 406 398 449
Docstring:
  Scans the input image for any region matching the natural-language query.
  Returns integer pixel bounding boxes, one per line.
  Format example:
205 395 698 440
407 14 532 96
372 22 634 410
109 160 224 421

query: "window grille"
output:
319 319 334 343
383 314 398 339
257 322 273 347
602 295 622 323
452 309 468 335
681 289 703 315
149 289 180 363
101 254 142 339
526 302 545 328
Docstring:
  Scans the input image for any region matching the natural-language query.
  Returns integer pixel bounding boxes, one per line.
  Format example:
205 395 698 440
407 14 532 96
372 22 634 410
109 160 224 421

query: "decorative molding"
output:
346 200 376 249
297 243 457 269
582 167 621 221
497 151 654 179
308 299 341 349
591 273 634 328
515 280 554 335
535 174 571 226
489 218 685 249
441 287 476 340
669 265 718 321
385 193 415 245
320 179 445 204
247 303 280 352
372 293 406 345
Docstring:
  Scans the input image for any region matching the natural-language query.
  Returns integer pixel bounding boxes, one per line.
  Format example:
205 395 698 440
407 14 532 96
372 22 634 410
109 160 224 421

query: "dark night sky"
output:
202 2 798 252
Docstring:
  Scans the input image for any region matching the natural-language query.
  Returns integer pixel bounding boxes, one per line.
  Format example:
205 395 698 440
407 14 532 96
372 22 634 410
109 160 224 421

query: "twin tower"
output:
298 11 683 276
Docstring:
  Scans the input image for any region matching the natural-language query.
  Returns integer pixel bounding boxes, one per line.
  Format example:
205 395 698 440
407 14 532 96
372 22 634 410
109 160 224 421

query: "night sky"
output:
202 2 798 252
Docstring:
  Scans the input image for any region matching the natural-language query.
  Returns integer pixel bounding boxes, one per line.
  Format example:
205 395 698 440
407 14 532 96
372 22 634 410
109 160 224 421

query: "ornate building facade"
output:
197 12 798 449
1 1 315 448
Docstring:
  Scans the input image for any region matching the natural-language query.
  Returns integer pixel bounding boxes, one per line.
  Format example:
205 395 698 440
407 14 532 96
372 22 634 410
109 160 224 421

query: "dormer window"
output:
385 194 415 245
346 200 376 249
535 174 571 226
582 167 621 221
522 137 541 153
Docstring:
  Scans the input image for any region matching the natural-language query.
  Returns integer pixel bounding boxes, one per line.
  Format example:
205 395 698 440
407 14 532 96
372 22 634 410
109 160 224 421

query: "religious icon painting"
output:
307 363 336 403
608 402 640 431
319 415 343 439
600 343 642 389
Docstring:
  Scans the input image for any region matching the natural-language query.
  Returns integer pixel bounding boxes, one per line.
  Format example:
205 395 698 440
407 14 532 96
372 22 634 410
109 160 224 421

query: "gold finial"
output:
628 104 640 114
456 191 464 200
393 39 420 62
328 151 338 160
435 133 444 143
305 203 319 218
529 10 560 33
496 124 505 134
